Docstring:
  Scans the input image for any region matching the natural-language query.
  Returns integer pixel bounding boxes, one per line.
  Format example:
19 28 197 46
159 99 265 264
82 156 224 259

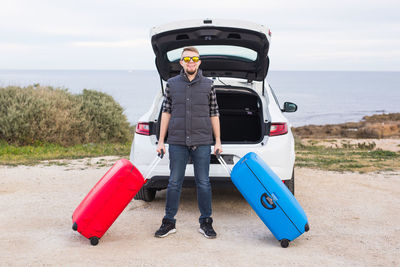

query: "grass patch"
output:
295 139 400 172
0 142 131 165
2 137 398 173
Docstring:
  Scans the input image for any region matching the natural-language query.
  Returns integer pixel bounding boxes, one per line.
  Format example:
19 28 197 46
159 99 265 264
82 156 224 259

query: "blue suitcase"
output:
218 152 309 248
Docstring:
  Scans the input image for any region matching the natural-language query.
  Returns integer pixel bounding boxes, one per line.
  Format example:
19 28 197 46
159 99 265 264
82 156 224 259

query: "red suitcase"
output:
72 155 161 246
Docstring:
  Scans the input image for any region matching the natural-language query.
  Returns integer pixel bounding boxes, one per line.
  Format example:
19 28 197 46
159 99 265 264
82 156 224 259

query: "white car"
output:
130 19 298 201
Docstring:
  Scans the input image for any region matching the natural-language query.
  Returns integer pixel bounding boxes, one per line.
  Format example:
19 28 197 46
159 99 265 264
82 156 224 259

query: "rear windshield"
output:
167 45 258 62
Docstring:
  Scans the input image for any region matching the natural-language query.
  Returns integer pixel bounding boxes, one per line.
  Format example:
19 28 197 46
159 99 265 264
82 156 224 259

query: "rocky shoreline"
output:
292 113 400 139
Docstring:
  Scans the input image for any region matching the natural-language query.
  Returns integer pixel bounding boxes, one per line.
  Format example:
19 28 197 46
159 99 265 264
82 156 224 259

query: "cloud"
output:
71 39 148 48
0 0 399 70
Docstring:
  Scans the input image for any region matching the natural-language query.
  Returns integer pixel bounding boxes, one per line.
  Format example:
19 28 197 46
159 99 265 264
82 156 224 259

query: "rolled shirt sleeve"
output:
209 86 219 117
161 83 172 114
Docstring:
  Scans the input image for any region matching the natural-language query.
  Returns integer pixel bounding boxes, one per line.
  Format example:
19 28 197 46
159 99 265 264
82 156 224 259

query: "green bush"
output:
0 85 132 146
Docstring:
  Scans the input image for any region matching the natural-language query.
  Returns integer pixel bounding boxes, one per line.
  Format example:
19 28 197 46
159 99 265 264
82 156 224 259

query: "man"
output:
155 46 222 239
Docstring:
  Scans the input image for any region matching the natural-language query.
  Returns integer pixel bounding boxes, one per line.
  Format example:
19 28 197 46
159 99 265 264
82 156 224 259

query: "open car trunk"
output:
155 86 265 144
216 86 264 143
151 19 271 82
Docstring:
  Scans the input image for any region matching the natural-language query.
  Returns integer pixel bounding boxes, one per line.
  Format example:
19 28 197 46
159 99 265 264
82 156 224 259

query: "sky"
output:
0 0 399 71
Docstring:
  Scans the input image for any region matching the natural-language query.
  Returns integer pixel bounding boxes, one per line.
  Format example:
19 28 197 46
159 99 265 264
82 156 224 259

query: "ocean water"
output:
0 70 399 127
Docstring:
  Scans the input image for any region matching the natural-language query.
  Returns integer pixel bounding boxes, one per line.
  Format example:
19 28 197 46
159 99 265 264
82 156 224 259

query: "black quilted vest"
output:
166 69 214 146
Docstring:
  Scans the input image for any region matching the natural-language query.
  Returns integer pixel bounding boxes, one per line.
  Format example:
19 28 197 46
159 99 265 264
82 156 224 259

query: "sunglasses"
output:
181 56 200 63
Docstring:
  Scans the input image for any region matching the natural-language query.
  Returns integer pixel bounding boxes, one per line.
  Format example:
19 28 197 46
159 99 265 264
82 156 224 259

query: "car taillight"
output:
270 123 288 136
136 122 150 135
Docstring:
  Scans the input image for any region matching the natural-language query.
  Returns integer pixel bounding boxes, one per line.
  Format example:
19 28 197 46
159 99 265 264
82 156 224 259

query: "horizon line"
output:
0 69 399 72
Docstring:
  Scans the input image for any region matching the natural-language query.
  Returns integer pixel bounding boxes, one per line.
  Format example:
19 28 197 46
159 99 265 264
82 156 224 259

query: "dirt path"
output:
1 158 399 266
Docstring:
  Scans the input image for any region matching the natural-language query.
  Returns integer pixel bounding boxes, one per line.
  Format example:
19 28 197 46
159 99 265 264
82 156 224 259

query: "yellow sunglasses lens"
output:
182 56 200 63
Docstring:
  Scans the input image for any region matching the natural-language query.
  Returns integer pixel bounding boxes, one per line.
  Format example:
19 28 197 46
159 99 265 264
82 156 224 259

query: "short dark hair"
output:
181 46 199 58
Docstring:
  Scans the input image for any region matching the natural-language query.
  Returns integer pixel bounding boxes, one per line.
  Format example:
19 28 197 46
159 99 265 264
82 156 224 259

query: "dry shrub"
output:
356 126 381 139
77 89 131 144
357 122 400 138
0 85 131 146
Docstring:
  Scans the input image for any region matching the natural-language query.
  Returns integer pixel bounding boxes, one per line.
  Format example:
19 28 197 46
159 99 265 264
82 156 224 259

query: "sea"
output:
0 70 399 127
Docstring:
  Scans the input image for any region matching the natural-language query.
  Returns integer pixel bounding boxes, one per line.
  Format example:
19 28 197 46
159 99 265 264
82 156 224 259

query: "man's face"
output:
180 50 201 75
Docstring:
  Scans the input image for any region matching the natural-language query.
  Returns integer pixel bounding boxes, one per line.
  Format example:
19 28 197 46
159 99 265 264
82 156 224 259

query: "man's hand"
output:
214 141 222 155
157 142 166 156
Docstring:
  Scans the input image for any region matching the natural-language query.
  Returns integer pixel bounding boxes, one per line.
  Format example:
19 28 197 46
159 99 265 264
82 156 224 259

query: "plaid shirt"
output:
162 83 220 117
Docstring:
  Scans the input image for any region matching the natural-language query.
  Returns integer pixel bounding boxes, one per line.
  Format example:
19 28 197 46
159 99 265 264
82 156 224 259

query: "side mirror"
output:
282 102 297 113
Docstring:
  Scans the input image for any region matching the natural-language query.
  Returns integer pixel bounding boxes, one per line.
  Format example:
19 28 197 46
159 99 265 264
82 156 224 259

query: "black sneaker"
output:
199 217 217 239
154 218 176 238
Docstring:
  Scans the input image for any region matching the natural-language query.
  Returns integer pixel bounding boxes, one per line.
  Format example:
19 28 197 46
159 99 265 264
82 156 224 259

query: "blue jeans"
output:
164 144 212 223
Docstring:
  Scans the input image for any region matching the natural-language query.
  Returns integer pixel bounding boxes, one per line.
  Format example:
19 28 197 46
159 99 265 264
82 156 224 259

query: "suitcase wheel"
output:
280 239 290 248
305 223 310 232
90 237 99 246
72 222 78 231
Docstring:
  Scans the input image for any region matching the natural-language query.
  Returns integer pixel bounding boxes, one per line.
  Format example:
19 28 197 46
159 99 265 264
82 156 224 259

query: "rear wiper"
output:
217 77 228 86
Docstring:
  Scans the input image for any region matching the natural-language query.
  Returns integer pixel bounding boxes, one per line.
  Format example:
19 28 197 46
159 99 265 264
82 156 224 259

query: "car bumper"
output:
130 131 295 187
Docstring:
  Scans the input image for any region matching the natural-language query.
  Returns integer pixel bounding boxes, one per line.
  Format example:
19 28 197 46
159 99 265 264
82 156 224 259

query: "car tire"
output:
134 187 156 202
285 169 295 195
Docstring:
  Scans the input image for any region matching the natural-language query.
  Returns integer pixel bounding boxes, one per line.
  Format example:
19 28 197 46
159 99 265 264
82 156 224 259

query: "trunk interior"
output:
156 86 264 144
216 86 264 143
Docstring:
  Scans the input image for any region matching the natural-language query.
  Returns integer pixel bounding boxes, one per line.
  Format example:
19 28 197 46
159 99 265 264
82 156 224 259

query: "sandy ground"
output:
0 157 399 266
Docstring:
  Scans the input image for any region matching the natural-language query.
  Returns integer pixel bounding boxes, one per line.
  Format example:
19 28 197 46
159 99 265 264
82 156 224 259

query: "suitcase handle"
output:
143 152 164 180
216 149 241 175
261 193 276 210
216 150 232 175
158 149 165 159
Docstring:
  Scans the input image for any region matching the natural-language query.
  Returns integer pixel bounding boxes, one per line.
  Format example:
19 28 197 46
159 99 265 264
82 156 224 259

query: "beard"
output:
185 69 197 75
